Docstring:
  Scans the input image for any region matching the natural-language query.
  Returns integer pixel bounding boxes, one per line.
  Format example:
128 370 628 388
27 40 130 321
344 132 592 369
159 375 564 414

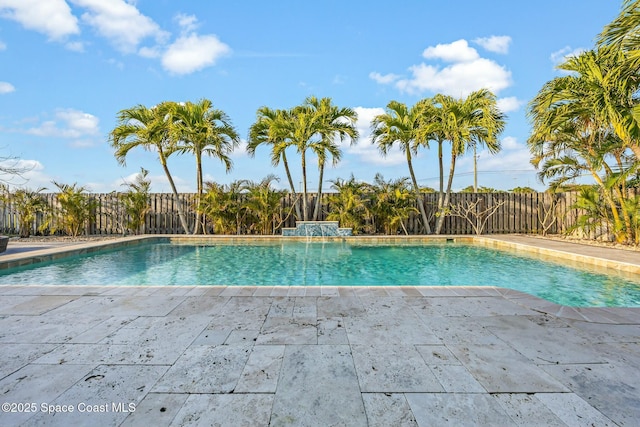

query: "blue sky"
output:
0 0 623 193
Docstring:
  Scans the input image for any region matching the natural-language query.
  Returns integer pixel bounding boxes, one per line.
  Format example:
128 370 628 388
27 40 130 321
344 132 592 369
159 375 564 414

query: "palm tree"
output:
244 175 286 235
287 103 321 221
304 97 359 221
201 180 246 234
370 174 418 235
416 97 447 210
431 89 505 234
51 181 97 237
598 0 640 51
528 48 640 242
247 107 302 219
570 48 640 159
371 101 432 234
109 102 190 234
173 99 240 234
120 167 151 235
326 175 372 234
0 185 50 237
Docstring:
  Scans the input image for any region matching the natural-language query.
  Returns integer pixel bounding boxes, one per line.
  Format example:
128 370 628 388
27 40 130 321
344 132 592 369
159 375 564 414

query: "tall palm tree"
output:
173 99 240 234
431 89 505 234
304 96 359 221
247 107 302 219
371 101 432 234
109 102 190 234
598 0 640 51
417 97 448 214
528 48 640 242
288 103 322 221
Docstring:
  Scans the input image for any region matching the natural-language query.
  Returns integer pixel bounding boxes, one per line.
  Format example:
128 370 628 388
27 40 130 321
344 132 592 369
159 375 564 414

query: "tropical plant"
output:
247 107 301 218
173 99 241 234
109 102 190 234
325 175 372 234
460 185 502 193
510 186 537 193
370 174 418 235
371 101 432 233
568 187 614 240
200 180 246 235
598 0 640 52
120 168 151 235
0 185 50 237
51 181 97 237
243 175 287 235
427 89 506 234
528 48 640 243
304 97 359 221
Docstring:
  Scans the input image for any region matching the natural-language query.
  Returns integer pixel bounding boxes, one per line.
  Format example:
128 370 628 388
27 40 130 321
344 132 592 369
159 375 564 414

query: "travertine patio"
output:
0 236 638 426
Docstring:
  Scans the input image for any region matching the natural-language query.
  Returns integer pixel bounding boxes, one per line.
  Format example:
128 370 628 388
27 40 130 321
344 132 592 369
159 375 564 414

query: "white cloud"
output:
26 108 100 139
0 81 15 94
550 46 584 66
369 72 400 84
473 36 511 54
162 33 230 75
501 136 520 150
65 40 85 52
396 58 511 97
230 140 249 159
423 39 479 63
148 174 193 193
175 13 199 33
0 159 50 189
374 39 512 98
0 0 79 40
0 40 6 50
497 96 523 113
69 0 168 53
138 46 161 58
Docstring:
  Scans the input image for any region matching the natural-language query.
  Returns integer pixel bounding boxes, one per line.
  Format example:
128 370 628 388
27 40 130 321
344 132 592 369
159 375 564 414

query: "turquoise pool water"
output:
0 242 639 307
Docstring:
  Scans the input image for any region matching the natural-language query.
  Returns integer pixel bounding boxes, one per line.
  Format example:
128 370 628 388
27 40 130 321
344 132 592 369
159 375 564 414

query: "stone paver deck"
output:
0 236 638 426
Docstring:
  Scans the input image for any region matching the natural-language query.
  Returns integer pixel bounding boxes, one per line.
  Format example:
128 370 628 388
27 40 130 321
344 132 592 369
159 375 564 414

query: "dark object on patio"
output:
0 236 9 253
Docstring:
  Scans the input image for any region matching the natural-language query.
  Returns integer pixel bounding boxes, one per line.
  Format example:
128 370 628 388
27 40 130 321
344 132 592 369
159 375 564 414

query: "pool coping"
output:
0 234 639 322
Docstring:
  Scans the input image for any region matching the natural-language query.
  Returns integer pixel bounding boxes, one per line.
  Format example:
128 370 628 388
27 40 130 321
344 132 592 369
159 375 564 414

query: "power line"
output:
417 169 535 181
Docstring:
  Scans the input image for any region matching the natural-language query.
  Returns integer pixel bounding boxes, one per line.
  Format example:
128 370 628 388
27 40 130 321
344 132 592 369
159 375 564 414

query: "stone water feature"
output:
281 221 352 237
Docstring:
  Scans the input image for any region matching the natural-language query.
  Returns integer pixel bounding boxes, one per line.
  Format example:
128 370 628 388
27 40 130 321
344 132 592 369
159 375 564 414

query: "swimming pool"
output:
0 241 639 307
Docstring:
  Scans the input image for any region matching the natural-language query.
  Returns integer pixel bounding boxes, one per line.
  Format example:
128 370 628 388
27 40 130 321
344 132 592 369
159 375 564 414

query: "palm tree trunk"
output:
193 153 203 235
282 151 302 220
301 150 308 221
435 154 457 234
406 150 431 234
159 151 190 234
312 160 325 221
438 140 444 210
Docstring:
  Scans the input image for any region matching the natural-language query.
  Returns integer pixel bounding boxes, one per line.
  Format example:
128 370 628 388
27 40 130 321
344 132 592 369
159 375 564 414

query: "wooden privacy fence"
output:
0 191 605 236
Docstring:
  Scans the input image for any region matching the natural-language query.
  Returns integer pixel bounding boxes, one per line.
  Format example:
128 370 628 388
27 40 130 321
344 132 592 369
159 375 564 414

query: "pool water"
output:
0 242 639 307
